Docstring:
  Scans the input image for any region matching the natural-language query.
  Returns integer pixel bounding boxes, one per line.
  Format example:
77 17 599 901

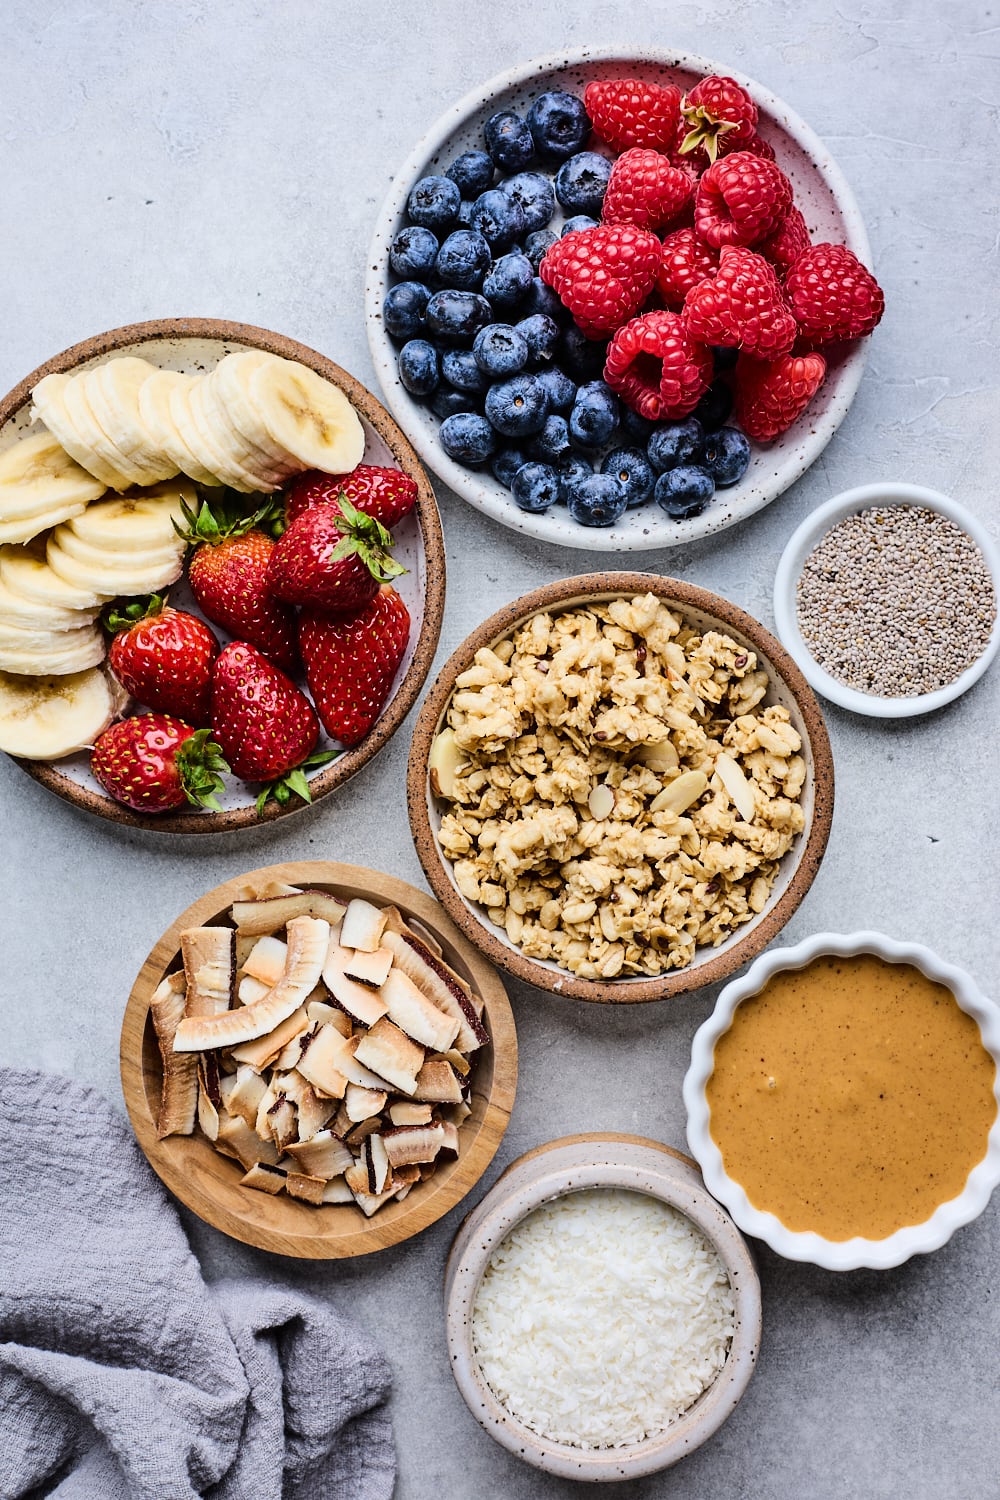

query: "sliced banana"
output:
66 480 194 553
86 358 179 484
32 373 135 491
0 617 100 650
0 623 105 675
53 525 183 574
0 502 90 545
0 432 106 522
216 351 365 474
47 536 184 597
182 376 260 492
0 543 112 610
136 369 220 487
199 367 294 490
0 665 119 758
0 571 99 629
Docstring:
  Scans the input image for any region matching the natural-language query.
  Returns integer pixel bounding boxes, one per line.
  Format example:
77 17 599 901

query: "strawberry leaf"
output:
254 748 341 817
328 492 407 583
102 593 166 635
174 728 230 811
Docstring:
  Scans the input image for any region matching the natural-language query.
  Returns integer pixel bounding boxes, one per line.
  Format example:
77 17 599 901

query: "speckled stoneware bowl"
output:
684 932 1000 1270
366 46 874 553
0 318 446 832
445 1133 761 1480
407 573 834 1003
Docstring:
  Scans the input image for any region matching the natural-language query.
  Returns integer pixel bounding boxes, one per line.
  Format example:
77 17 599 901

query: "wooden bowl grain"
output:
120 860 517 1258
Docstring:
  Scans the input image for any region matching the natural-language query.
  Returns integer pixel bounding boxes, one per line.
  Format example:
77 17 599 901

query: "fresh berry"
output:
784 244 885 343
442 347 489 394
676 75 758 167
692 378 734 431
527 91 591 161
390 226 439 279
267 494 405 612
407 175 461 231
397 338 440 396
299 587 411 747
558 324 609 381
284 465 418 531
562 214 600 236
654 466 715 518
522 232 558 273
647 417 704 472
558 453 594 500
210 642 322 801
435 229 492 289
759 205 810 272
536 366 577 410
473 324 529 379
383 281 431 340
439 411 496 465
425 289 493 344
484 251 534 306
701 426 751 485
491 445 529 487
511 461 560 512
525 414 571 465
566 472 628 527
584 78 681 154
446 150 494 198
618 405 657 445
656 228 720 309
555 152 613 217
516 312 560 366
520 276 565 322
739 133 776 162
91 715 228 814
105 596 219 723
469 188 525 249
539 224 661 338
694 151 793 248
484 110 536 172
683 245 797 358
602 148 693 232
568 380 620 447
604 310 712 421
601 447 655 507
484 373 550 437
734 351 827 440
430 387 478 420
500 171 555 233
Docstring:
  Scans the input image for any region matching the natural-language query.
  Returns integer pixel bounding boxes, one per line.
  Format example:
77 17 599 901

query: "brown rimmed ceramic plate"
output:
407 573 834 1003
0 318 446 832
120 861 517 1258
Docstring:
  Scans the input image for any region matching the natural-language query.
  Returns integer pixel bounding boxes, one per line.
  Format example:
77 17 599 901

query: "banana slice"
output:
137 370 221 487
180 376 260 492
47 536 184 597
54 525 183 574
0 665 119 758
66 480 194 553
215 351 365 474
0 432 106 522
0 617 101 649
0 571 99 629
86 358 179 484
0 622 105 675
0 543 112 610
0 503 89 545
199 367 295 490
31 373 136 492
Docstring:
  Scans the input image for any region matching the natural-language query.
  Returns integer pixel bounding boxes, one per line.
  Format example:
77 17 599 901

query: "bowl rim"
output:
364 44 873 554
406 571 835 1002
1 316 447 832
444 1132 761 1480
119 859 518 1258
772 482 1000 718
683 930 1000 1270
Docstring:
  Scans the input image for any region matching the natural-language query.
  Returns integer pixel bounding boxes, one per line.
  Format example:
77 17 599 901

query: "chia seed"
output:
795 505 997 697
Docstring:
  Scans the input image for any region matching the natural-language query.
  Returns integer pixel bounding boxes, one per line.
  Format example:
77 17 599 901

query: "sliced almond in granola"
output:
715 753 756 822
587 783 615 820
649 769 708 816
429 727 466 799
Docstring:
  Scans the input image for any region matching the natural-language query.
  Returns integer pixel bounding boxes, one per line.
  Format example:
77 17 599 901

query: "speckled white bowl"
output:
773 483 1000 717
684 931 1000 1271
445 1134 761 1481
366 46 874 552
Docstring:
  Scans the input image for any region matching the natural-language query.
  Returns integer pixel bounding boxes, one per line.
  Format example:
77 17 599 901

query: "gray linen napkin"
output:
0 1068 396 1500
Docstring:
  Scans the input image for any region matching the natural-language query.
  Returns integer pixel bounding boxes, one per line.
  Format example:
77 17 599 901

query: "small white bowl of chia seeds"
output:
773 482 999 718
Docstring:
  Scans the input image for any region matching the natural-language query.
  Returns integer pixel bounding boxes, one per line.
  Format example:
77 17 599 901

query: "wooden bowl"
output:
0 318 446 832
407 573 834 1003
120 861 517 1257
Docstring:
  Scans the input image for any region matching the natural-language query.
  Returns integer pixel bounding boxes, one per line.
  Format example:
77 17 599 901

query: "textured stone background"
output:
1 2 998 1496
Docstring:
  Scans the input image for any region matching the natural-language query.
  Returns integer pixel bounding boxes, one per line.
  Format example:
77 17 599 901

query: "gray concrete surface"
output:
2 3 998 1497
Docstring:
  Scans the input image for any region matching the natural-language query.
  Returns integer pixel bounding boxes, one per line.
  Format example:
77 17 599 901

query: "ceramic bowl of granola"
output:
407 574 834 1002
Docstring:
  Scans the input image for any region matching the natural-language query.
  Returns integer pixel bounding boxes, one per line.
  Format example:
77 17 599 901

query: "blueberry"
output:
712 345 739 373
407 174 461 231
390 226 439 279
536 365 577 411
561 214 600 236
446 150 494 198
439 412 496 466
511 461 560 512
523 229 558 272
442 348 489 394
555 152 612 216
483 252 533 310
527 91 591 161
654 466 716 519
397 339 440 396
558 453 594 501
619 405 657 445
558 324 608 381
500 172 555 233
702 426 751 487
567 473 628 527
516 313 560 366
693 379 734 432
526 414 571 465
647 418 704 472
521 276 564 322
469 188 526 250
484 110 535 172
601 447 655 508
473 323 529 379
484 373 550 437
491 445 528 487
425 289 493 344
431 386 480 420
435 229 492 290
569 380 619 448
382 280 431 340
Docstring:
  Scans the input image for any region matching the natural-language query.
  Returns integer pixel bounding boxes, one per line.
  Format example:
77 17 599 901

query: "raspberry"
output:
740 133 777 163
784 243 885 343
734 351 826 440
694 151 793 248
676 75 758 168
584 77 681 153
683 246 797 359
604 310 712 421
539 224 661 338
759 205 811 273
601 148 693 232
656 228 720 309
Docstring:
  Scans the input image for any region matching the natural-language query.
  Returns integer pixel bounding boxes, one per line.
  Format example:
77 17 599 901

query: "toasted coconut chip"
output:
216 1113 281 1169
200 1052 221 1107
296 1024 351 1099
446 1098 472 1126
321 1175 354 1204
274 1032 307 1071
392 1163 422 1187
381 918 487 1051
340 898 388 953
174 916 329 1051
238 974 271 1006
404 917 443 956
307 999 352 1035
393 1182 414 1203
388 1100 434 1127
418 1161 439 1181
150 972 199 1139
344 1159 370 1196
345 1083 388 1123
242 934 287 986
343 947 394 989
240 1162 287 1196
286 1172 326 1204
234 934 256 971
380 968 461 1053
225 1064 269 1129
438 1120 460 1159
232 889 347 935
228 1005 309 1069
282 1070 336 1141
323 942 389 1026
344 1117 381 1147
367 1134 391 1195
383 1122 445 1168
265 1094 298 1151
411 1059 464 1104
233 881 302 903
181 927 235 1018
354 1018 424 1095
353 1188 396 1217
197 1088 220 1141
285 1129 354 1179
440 1048 471 1077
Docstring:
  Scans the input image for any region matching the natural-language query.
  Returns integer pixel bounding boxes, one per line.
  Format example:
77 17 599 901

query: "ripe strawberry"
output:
684 246 797 359
210 642 330 812
759 205 811 273
583 77 681 154
299 587 411 747
656 228 720 309
734 351 827 441
676 75 758 168
284 464 418 530
604 310 712 421
694 151 793 248
539 224 661 338
91 715 228 814
601 148 693 232
179 495 298 674
105 595 219 723
784 243 885 343
267 494 405 613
